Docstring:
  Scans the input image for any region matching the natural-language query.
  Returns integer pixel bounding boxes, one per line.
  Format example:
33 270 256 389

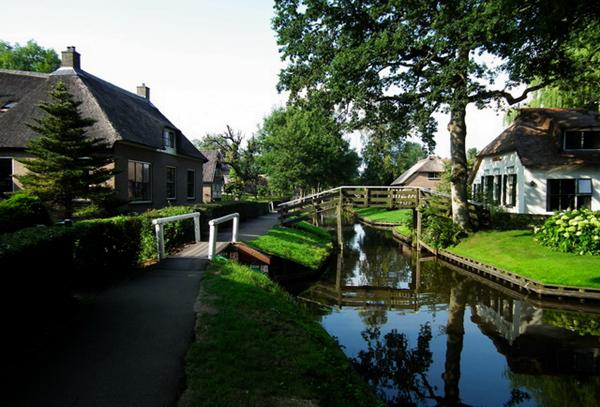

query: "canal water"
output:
298 223 600 406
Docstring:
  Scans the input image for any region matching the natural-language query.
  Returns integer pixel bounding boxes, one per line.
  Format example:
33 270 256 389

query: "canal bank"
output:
299 222 600 406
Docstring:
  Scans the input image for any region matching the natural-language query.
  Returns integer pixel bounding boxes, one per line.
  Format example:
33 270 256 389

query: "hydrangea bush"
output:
535 209 600 255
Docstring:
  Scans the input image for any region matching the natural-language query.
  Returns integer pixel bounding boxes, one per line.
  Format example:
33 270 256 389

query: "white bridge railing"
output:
152 212 201 260
208 212 240 260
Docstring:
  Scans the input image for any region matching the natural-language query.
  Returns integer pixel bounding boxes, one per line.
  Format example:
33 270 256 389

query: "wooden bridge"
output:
277 186 488 229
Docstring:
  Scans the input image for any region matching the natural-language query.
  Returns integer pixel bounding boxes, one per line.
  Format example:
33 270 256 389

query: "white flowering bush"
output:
535 209 600 255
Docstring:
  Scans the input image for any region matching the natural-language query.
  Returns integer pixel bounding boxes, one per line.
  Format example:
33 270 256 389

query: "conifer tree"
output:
17 81 115 218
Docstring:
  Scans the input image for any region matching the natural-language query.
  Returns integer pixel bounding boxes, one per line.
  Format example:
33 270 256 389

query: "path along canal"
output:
297 222 600 406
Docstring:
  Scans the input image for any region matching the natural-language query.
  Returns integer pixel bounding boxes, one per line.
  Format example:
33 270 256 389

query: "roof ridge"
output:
0 68 49 78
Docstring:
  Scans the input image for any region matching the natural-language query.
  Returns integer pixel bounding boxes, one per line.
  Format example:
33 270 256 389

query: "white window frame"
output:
163 128 176 154
128 160 152 203
166 166 177 201
186 169 196 200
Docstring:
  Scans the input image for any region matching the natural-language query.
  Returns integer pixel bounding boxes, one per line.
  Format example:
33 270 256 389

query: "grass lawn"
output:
448 230 600 289
394 224 412 237
182 260 382 407
354 207 413 224
246 221 333 270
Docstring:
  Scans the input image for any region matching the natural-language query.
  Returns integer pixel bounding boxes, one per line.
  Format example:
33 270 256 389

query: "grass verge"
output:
394 224 412 237
354 207 413 224
448 230 600 288
182 259 382 407
246 221 333 270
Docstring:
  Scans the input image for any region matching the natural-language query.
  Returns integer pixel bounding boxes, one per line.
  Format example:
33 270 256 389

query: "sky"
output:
2 0 510 158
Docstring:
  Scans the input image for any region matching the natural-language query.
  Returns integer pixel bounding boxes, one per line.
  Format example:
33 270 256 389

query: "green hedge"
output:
0 192 51 234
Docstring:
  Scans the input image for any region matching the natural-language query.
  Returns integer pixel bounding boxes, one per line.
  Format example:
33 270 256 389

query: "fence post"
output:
232 215 239 243
208 223 217 260
193 214 201 243
155 223 165 260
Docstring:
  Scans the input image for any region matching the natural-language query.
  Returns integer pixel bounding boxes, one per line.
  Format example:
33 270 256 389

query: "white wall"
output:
525 167 600 214
473 151 600 214
472 151 524 213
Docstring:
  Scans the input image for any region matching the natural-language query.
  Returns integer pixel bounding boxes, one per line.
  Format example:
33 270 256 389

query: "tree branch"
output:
470 81 549 105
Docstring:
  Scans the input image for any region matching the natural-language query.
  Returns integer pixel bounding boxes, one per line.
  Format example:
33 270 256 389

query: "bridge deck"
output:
173 241 230 258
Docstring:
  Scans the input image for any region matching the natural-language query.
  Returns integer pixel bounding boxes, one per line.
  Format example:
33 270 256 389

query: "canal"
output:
298 222 600 406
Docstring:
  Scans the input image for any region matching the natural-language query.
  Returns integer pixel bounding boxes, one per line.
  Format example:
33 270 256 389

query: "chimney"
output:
61 46 80 70
137 83 150 100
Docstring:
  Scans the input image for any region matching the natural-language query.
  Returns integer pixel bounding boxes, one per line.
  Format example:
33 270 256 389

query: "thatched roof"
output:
391 156 444 185
0 67 206 162
470 108 600 183
202 150 223 183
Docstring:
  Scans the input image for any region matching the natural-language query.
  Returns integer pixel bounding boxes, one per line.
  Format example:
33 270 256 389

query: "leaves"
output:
0 39 60 73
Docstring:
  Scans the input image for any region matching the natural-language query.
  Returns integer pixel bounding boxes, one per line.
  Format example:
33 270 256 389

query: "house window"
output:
564 130 600 150
166 167 176 200
186 169 195 199
493 175 502 205
0 158 14 194
503 173 517 207
0 101 17 113
427 172 441 180
483 175 494 204
163 129 176 151
547 178 592 211
213 181 222 199
128 160 151 202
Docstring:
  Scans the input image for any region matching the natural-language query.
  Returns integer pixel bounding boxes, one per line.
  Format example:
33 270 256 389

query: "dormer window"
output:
0 101 17 113
163 128 176 153
564 130 600 150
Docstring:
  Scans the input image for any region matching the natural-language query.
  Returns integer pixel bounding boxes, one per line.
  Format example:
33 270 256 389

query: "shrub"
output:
489 206 547 230
0 192 51 234
73 216 144 285
421 210 465 249
535 209 600 255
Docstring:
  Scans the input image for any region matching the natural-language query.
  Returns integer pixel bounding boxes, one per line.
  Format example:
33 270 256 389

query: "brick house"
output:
390 156 445 189
0 46 207 209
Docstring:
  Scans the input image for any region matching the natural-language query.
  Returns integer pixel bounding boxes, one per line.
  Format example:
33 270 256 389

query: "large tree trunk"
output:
448 105 470 229
448 47 471 230
443 278 466 405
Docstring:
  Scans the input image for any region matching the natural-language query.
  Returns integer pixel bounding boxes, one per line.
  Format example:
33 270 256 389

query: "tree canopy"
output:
17 81 115 218
361 132 427 185
257 106 359 195
273 0 599 227
194 126 261 197
0 40 60 73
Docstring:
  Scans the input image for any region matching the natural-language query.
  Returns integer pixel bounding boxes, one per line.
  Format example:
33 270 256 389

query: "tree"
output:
0 40 60 73
194 126 261 197
257 106 359 195
361 130 427 185
273 0 598 228
17 81 115 219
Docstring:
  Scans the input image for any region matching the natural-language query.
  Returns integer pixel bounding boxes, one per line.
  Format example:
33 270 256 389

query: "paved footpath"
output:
8 214 278 407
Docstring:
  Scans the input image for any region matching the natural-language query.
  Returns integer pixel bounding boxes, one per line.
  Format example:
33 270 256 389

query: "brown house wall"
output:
114 143 204 210
404 172 441 189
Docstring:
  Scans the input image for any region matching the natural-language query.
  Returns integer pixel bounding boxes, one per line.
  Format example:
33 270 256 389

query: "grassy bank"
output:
247 221 333 269
353 207 413 224
448 230 600 289
182 260 382 407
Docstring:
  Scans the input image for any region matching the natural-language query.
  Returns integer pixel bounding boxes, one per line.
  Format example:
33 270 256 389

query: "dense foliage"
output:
17 81 116 219
0 39 60 73
273 0 598 227
0 192 51 234
361 135 427 185
535 209 600 255
257 106 359 195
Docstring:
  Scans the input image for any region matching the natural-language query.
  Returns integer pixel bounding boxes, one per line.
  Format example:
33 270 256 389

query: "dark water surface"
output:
299 223 600 406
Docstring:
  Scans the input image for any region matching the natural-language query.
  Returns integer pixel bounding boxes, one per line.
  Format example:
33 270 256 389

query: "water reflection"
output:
299 223 600 406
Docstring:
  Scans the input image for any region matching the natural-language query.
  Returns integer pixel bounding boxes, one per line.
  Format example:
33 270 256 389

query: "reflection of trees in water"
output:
506 371 600 407
351 324 440 406
357 307 389 327
342 225 412 288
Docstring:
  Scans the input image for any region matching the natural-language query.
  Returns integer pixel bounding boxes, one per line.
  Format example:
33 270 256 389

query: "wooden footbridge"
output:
277 186 488 230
